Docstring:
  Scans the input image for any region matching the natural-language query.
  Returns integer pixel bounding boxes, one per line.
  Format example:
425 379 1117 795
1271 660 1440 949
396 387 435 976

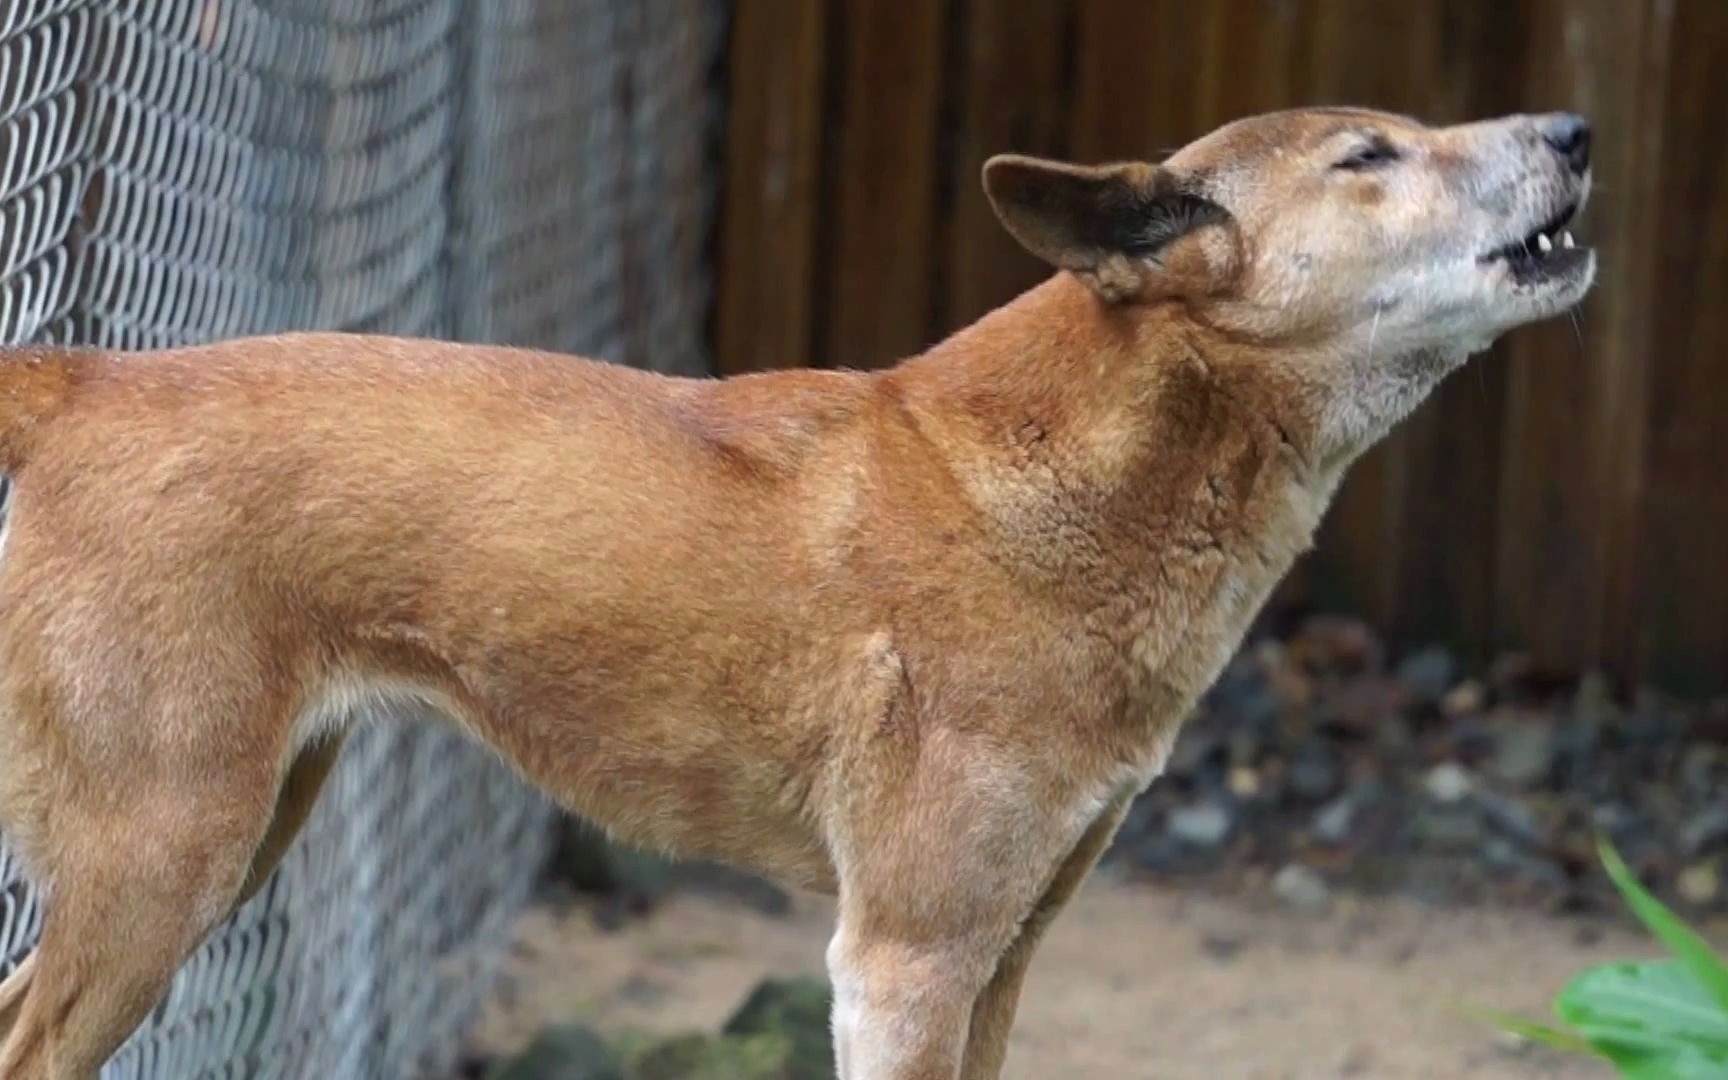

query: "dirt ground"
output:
466 871 1649 1079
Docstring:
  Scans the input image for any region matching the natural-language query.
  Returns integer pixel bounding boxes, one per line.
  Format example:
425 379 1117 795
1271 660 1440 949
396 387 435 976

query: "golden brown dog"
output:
0 105 1594 1078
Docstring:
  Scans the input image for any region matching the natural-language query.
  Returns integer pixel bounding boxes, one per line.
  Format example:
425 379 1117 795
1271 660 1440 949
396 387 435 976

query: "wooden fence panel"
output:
820 0 950 371
1495 0 1662 679
713 0 829 376
942 0 1073 332
1629 1 1728 694
1069 1 1199 162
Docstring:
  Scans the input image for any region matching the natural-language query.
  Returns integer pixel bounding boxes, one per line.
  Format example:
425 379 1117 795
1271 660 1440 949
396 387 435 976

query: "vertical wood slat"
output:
1069 0 1207 162
819 0 949 371
1495 0 1660 677
1193 0 1305 133
1598 1 1674 685
1381 2 1528 656
713 0 829 375
1626 1 1728 693
942 0 1072 332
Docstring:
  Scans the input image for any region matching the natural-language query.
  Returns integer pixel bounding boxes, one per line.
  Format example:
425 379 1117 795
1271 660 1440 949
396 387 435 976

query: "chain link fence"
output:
0 0 723 1075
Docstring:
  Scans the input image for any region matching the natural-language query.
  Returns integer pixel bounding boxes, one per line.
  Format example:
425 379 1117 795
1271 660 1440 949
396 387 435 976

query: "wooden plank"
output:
942 0 1072 332
1193 0 1304 131
712 0 829 375
819 0 948 371
1493 0 1661 680
1625 1 1728 694
1380 2 1529 657
1069 0 1206 162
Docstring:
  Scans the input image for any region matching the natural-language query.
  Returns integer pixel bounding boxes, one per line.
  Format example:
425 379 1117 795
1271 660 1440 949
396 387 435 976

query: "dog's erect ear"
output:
982 154 1234 303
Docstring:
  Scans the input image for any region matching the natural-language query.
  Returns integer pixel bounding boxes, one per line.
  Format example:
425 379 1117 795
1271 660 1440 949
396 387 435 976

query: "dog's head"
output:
984 107 1596 452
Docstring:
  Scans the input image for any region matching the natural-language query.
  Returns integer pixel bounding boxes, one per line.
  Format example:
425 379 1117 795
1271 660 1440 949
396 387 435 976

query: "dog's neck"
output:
888 275 1337 581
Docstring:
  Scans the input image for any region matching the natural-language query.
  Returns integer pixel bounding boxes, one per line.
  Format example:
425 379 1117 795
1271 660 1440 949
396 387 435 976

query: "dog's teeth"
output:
1561 229 1575 249
1537 232 1553 254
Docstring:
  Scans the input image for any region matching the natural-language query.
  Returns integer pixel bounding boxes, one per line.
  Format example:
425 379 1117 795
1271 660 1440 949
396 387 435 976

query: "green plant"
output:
1476 837 1728 1078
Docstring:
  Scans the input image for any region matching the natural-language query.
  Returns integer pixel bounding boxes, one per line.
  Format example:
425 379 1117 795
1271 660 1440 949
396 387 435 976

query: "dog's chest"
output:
1109 477 1330 746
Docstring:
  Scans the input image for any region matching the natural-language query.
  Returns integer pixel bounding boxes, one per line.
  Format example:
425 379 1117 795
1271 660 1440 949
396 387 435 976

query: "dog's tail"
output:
0 349 83 472
0 951 35 1047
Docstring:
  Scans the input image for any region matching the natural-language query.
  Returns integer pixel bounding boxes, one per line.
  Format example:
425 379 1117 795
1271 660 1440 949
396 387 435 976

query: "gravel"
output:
1106 614 1728 920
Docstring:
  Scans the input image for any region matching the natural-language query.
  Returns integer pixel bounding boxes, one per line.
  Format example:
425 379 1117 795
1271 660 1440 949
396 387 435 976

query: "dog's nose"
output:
1541 113 1592 176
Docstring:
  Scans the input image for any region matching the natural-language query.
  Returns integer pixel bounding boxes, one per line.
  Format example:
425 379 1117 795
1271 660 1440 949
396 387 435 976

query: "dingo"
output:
0 106 1593 1079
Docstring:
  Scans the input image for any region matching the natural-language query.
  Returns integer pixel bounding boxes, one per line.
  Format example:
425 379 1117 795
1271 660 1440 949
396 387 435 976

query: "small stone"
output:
1324 678 1409 733
1272 863 1331 912
1424 762 1475 804
1227 766 1261 799
1416 806 1486 850
1489 717 1558 788
1482 837 1565 886
1682 745 1721 800
1593 801 1636 833
1573 670 1616 715
1312 794 1358 845
1262 644 1317 708
1441 679 1486 718
1678 863 1720 906
1288 742 1343 801
1200 932 1244 961
1477 790 1549 848
1682 805 1728 856
1395 646 1457 701
1291 615 1385 675
1168 801 1234 849
1207 664 1282 729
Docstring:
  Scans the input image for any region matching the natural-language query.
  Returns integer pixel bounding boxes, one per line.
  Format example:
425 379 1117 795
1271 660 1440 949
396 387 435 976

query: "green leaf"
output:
1556 959 1728 1074
1597 836 1728 1020
1617 1052 1728 1080
1462 1004 1597 1057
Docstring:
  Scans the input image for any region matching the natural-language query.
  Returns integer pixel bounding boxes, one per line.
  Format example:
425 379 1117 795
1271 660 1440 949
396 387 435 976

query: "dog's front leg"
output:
823 728 1110 1080
825 921 995 1080
959 792 1133 1079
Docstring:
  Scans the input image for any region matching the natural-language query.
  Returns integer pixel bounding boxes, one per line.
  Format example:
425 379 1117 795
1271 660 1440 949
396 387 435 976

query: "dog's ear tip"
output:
981 154 1051 202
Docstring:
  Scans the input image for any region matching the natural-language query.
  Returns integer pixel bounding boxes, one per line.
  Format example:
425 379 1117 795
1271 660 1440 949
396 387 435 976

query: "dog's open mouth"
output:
1479 200 1589 284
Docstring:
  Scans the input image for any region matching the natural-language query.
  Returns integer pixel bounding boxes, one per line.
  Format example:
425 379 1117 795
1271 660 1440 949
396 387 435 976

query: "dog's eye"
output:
1333 139 1400 171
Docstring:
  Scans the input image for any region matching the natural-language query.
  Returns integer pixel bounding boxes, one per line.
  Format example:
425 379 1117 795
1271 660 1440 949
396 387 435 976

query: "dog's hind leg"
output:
0 736 281 1079
231 731 350 914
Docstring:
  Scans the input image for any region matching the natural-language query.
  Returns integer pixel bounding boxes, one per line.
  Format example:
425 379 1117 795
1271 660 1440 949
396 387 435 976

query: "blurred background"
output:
0 1 1724 1078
